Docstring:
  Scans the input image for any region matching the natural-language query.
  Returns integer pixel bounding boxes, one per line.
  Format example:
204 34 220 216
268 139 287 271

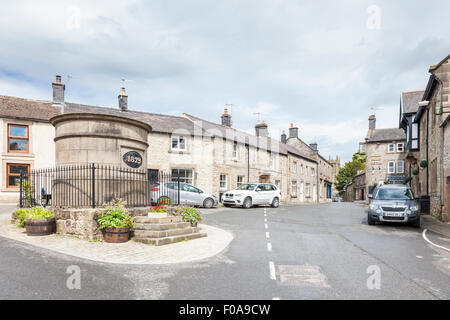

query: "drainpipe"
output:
426 109 429 195
246 144 250 183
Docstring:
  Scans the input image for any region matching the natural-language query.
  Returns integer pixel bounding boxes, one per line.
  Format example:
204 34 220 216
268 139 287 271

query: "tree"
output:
336 152 366 195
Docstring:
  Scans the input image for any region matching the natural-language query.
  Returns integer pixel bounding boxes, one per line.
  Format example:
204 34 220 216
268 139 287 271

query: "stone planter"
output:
191 222 198 227
25 218 56 236
103 227 131 243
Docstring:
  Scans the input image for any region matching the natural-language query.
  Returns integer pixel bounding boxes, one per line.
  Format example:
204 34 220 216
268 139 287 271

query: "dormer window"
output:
388 144 395 153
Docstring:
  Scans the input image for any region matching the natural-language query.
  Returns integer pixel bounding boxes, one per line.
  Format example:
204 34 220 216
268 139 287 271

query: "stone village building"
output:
363 115 407 197
0 76 339 205
399 54 450 222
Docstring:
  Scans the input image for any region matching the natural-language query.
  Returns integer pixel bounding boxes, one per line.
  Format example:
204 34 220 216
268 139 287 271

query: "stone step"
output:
133 227 199 238
134 215 182 224
134 221 191 231
133 232 207 246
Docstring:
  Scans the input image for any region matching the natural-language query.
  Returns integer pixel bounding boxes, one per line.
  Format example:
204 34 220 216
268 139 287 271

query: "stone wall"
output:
53 206 148 240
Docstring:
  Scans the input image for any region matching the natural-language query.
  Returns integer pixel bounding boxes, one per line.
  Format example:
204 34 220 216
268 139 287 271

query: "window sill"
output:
1 188 20 193
2 152 35 158
169 150 189 155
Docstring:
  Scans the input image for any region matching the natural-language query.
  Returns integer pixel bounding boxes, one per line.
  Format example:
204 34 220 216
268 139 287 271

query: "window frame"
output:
396 160 404 174
305 183 311 197
270 153 275 169
387 144 395 153
8 124 29 153
293 161 297 173
237 176 244 188
397 143 404 153
291 180 297 197
387 161 395 174
6 163 30 188
171 168 194 184
171 135 187 152
220 174 227 190
232 142 238 160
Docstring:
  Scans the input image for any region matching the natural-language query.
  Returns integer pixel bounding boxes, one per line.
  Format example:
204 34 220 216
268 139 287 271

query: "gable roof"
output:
0 95 61 122
401 90 424 114
366 128 406 143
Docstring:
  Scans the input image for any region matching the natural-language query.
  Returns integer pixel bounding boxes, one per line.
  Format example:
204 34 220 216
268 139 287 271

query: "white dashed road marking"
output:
266 232 270 239
265 224 268 229
269 261 276 280
267 242 272 252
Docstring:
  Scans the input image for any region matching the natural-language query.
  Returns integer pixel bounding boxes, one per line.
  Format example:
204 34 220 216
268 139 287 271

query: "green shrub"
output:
14 207 54 228
97 199 134 229
412 169 419 175
420 160 428 168
174 206 202 225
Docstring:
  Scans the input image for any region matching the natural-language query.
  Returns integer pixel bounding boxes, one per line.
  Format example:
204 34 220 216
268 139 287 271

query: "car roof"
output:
378 184 410 189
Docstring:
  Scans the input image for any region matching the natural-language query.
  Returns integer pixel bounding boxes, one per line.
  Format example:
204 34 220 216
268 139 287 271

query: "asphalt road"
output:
0 203 449 299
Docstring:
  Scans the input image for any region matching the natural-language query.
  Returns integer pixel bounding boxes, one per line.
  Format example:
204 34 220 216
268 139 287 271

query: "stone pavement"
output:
0 215 233 264
422 214 450 237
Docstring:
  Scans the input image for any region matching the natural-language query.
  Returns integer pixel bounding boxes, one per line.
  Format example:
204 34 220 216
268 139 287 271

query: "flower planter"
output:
25 218 56 236
103 226 131 243
191 222 198 227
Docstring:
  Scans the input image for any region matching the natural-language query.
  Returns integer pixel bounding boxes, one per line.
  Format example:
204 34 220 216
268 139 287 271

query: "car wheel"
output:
367 214 375 225
203 198 214 208
243 197 252 209
271 197 280 208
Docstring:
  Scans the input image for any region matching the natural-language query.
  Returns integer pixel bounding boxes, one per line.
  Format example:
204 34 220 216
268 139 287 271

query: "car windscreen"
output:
374 188 414 200
237 184 257 190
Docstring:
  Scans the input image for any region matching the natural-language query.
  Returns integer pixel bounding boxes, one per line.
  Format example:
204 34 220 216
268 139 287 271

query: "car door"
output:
253 184 265 204
262 184 275 204
182 184 203 205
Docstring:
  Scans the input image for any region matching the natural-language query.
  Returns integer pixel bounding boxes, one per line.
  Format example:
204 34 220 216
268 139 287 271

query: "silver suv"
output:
367 184 420 227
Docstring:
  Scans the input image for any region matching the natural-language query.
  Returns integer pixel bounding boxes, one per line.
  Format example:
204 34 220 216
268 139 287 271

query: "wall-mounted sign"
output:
123 151 143 168
387 175 405 184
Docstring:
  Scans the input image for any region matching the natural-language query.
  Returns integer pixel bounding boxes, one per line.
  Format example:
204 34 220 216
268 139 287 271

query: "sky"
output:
0 0 449 164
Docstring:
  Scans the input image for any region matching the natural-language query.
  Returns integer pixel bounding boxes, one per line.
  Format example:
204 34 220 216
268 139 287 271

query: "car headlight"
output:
406 209 412 215
369 204 378 210
410 205 419 211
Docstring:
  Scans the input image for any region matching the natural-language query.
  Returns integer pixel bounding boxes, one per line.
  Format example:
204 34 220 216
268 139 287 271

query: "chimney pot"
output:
118 87 128 112
221 107 232 127
52 75 65 104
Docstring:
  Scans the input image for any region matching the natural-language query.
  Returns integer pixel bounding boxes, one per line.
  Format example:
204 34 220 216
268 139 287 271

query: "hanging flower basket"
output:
403 176 412 184
419 160 428 168
412 169 419 175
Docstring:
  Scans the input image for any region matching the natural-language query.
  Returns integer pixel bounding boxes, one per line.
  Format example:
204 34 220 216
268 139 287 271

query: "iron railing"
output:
19 164 184 208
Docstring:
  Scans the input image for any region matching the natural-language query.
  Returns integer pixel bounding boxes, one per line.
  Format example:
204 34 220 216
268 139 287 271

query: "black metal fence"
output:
19 164 183 208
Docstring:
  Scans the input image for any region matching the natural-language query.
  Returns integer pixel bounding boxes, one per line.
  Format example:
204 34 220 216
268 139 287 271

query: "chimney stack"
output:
255 120 268 137
309 142 318 151
118 87 128 112
368 114 376 130
281 130 287 144
52 75 65 104
288 122 298 138
221 108 232 127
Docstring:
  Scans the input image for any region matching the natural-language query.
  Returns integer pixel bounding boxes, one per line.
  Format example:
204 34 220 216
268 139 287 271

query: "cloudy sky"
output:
0 0 449 163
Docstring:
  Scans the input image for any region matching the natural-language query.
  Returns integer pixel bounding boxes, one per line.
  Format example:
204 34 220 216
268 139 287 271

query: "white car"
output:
221 183 281 209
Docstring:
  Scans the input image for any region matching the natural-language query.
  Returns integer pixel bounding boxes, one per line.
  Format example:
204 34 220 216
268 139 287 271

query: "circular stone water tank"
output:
50 113 151 168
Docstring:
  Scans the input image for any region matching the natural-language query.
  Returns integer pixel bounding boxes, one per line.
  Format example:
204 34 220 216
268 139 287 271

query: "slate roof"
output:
366 128 406 143
401 90 425 114
0 95 61 121
64 103 206 136
183 113 318 162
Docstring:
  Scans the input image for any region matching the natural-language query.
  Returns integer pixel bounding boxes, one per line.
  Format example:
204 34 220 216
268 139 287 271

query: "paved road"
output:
0 203 449 299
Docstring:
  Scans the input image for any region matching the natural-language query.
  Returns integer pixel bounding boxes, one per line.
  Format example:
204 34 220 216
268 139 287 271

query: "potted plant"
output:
14 207 56 236
412 169 419 175
175 206 202 227
97 199 134 243
419 160 428 168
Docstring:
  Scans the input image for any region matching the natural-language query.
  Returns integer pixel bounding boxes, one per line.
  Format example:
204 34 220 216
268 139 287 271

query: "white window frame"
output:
311 167 315 177
171 135 187 151
293 161 297 173
220 174 227 190
270 153 275 169
291 181 297 197
237 176 244 188
397 143 404 153
305 183 311 197
171 168 194 184
388 161 395 174
233 142 238 160
388 144 395 153
397 160 404 174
